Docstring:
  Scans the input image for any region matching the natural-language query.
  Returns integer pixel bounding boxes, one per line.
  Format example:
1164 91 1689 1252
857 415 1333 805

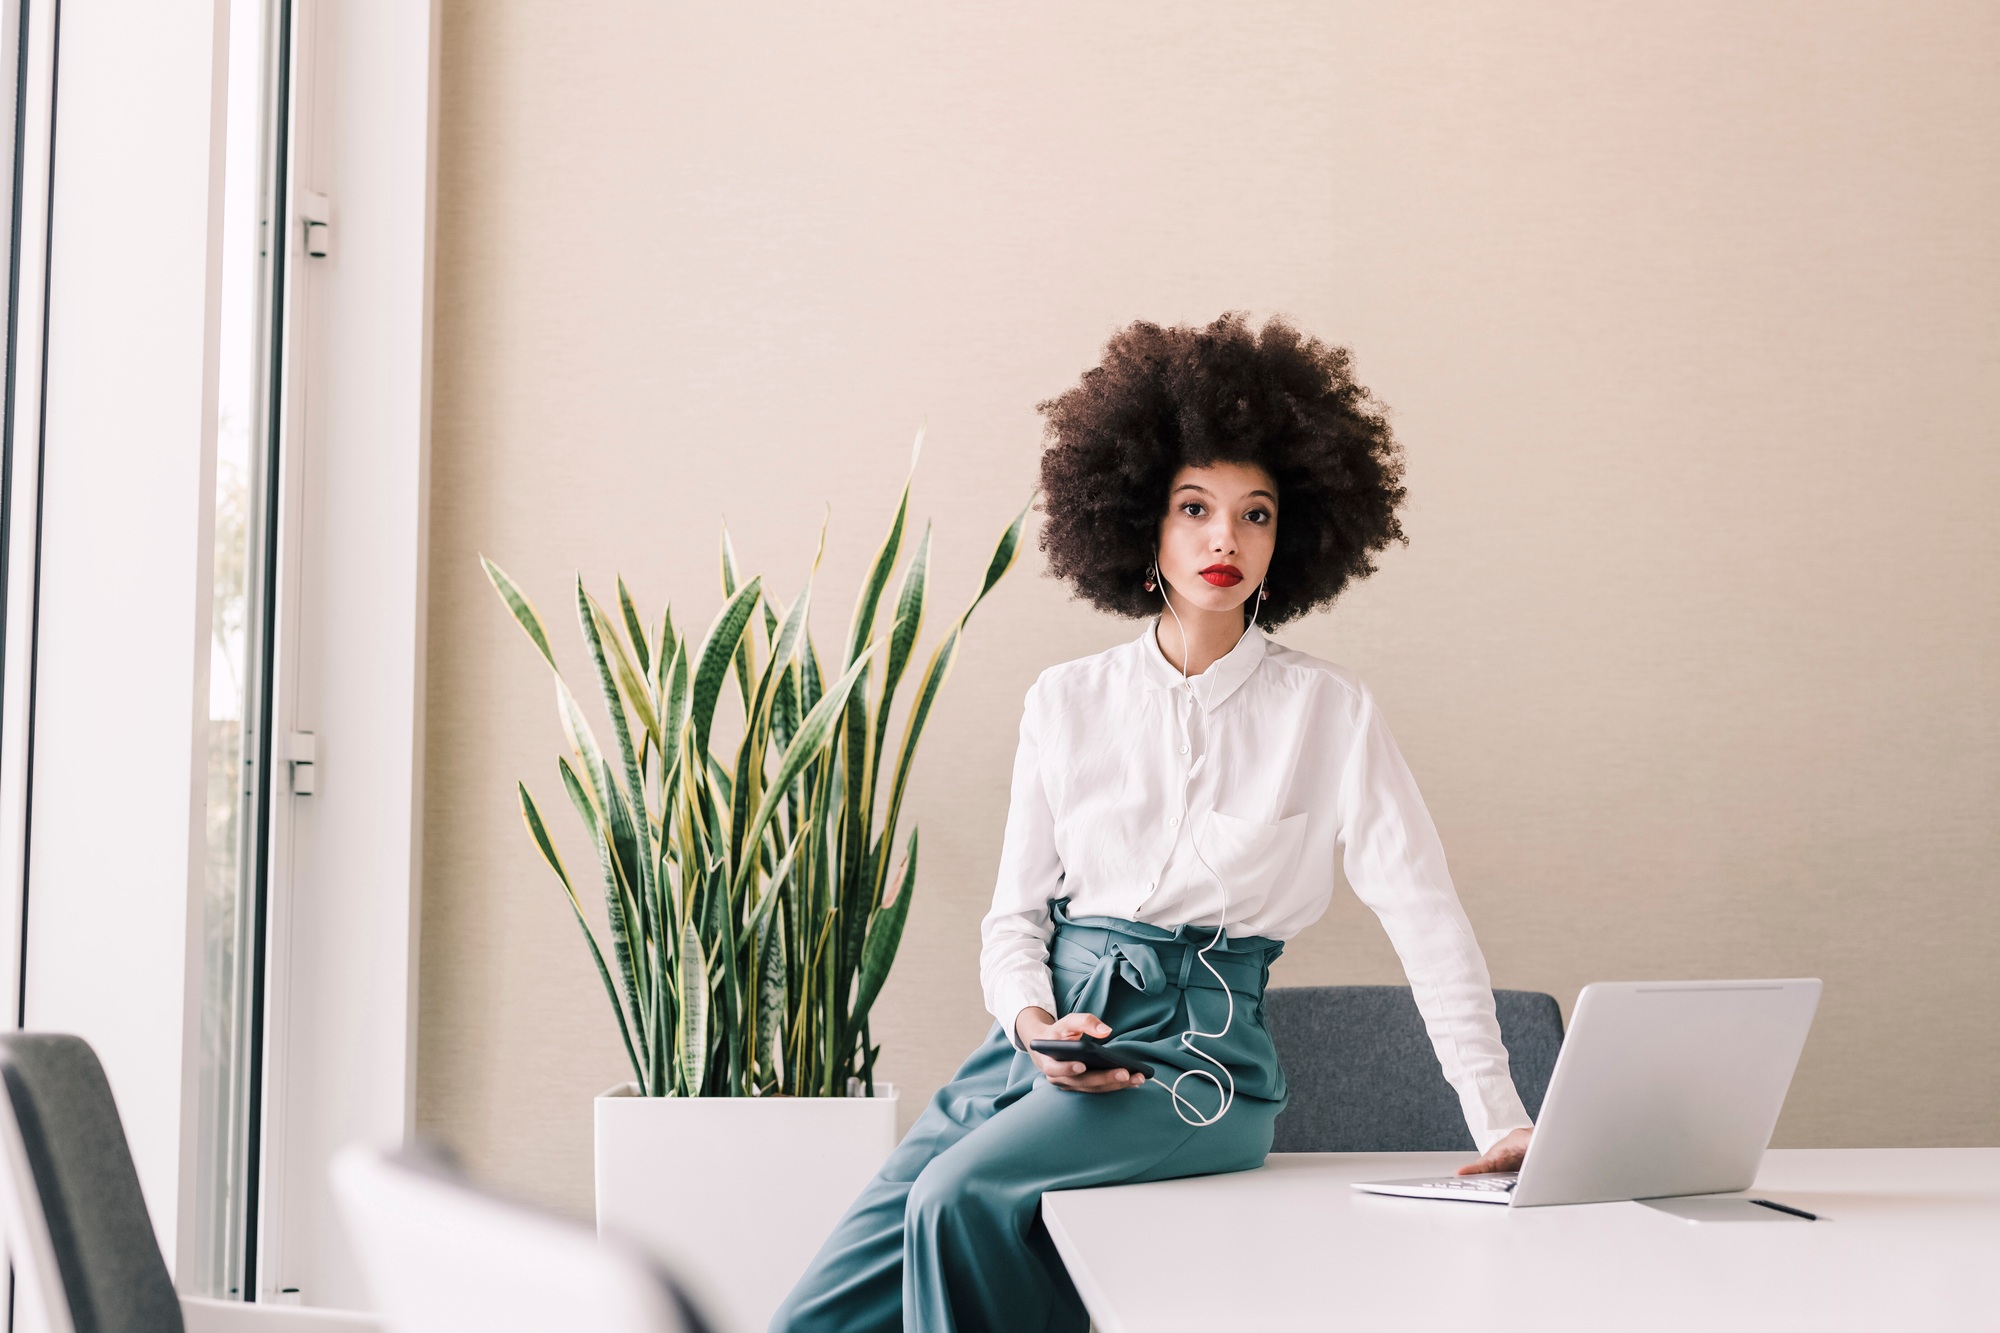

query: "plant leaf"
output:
701 854 740 1093
661 640 690 758
770 662 801 758
739 817 810 953
481 556 558 671
616 576 650 678
755 915 788 1086
876 495 1029 893
800 636 825 717
851 828 918 1030
729 643 877 904
520 782 641 1083
589 592 661 747
578 583 655 916
843 464 911 670
658 642 691 831
690 576 763 755
861 523 930 910
729 574 819 869
561 757 645 1051
875 523 930 755
973 492 1033 604
653 605 676 700
679 924 708 1094
721 526 756 713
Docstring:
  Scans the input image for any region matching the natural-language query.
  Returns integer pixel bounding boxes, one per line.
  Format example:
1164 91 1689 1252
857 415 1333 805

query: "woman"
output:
773 313 1534 1333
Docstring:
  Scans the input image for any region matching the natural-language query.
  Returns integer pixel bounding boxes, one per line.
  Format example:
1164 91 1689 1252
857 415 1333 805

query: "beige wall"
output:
421 0 2000 1216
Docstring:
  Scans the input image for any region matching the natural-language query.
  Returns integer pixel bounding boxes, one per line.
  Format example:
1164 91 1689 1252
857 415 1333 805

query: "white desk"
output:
1043 1149 2000 1332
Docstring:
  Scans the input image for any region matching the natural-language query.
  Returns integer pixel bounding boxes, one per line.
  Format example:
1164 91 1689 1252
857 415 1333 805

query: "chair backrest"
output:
331 1145 708 1333
0 1032 184 1333
1265 986 1563 1152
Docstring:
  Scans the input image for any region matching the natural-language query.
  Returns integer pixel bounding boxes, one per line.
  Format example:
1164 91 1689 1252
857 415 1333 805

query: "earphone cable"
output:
1152 555 1264 1127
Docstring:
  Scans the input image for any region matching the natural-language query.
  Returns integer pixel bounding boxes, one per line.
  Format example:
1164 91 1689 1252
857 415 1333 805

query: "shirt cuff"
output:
1463 1076 1534 1154
990 972 1057 1053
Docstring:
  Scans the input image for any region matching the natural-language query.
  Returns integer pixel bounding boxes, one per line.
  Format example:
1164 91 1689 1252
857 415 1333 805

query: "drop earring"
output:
1144 555 1160 594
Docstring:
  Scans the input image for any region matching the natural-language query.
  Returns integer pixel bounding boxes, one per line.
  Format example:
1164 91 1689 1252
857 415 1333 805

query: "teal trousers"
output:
771 902 1288 1333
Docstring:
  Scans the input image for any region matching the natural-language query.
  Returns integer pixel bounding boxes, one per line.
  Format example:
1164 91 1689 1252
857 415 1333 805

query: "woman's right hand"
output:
1014 1008 1148 1093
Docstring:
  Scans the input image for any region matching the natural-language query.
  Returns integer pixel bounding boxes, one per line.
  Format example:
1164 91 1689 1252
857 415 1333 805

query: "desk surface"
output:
1042 1148 2000 1333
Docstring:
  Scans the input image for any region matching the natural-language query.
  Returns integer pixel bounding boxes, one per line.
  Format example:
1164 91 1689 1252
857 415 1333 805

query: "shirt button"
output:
1179 745 1189 754
1170 817 1180 826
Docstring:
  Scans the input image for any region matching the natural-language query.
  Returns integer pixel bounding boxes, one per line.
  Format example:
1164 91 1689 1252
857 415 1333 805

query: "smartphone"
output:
1029 1037 1157 1079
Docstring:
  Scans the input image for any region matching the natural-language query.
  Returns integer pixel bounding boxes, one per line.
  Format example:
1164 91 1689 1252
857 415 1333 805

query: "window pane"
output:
192 0 288 1299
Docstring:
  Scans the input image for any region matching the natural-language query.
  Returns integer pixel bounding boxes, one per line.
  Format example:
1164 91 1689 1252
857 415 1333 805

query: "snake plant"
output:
484 445 1030 1096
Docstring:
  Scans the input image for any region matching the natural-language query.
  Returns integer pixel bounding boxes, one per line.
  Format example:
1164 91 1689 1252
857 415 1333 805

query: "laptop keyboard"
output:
1422 1174 1518 1193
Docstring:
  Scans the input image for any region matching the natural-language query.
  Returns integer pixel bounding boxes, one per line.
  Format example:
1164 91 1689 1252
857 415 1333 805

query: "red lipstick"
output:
1200 563 1243 587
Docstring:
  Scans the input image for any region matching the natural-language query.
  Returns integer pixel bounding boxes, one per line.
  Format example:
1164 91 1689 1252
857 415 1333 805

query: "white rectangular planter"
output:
596 1082 899 1333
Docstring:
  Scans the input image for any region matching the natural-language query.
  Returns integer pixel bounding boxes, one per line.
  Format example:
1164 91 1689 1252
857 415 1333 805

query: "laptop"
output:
1352 978 1822 1208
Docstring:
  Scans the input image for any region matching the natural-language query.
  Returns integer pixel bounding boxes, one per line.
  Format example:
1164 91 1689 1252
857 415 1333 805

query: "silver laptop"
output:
1353 978 1821 1208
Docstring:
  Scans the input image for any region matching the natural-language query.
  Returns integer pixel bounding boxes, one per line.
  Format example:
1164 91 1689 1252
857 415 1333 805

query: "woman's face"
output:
1153 461 1279 614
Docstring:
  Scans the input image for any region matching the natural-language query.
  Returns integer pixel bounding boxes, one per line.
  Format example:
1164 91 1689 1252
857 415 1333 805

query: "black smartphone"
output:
1029 1037 1156 1079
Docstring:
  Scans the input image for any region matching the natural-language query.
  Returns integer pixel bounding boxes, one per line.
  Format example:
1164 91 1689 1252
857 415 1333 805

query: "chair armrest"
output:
181 1296 382 1332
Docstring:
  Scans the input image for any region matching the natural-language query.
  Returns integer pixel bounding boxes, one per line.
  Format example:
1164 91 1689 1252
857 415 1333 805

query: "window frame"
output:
0 0 439 1312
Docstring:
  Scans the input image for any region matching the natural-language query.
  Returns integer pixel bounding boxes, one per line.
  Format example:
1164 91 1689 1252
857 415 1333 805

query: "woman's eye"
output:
1246 508 1270 523
1181 502 1205 518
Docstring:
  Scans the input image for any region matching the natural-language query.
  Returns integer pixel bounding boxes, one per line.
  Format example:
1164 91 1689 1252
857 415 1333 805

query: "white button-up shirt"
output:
980 616 1533 1150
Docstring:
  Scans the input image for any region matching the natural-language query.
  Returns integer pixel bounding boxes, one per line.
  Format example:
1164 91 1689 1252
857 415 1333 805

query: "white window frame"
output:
0 0 59 1035
251 0 439 1307
0 0 438 1314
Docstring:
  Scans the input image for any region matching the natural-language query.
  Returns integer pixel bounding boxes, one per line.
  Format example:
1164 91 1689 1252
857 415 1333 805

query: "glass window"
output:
191 0 293 1300
0 3 24 757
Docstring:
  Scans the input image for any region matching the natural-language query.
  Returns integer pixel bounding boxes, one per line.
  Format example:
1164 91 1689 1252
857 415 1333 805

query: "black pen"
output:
1748 1197 1818 1221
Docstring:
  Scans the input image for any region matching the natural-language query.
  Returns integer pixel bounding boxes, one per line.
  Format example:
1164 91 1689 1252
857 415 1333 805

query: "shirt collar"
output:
1135 614 1270 711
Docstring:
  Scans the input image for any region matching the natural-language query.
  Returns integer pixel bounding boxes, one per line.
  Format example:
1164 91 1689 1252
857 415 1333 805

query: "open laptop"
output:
1353 978 1821 1208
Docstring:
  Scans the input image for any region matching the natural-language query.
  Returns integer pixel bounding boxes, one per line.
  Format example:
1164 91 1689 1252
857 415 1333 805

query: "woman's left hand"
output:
1456 1127 1532 1176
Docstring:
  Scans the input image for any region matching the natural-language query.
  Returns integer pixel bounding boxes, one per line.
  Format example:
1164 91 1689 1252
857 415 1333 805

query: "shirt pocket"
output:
1196 808 1309 921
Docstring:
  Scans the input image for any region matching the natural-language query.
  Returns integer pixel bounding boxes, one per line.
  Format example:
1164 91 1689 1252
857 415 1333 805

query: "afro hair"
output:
1034 312 1407 629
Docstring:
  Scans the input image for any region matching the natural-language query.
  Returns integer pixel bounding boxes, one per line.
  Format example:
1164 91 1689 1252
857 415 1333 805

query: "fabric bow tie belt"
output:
1046 899 1281 1019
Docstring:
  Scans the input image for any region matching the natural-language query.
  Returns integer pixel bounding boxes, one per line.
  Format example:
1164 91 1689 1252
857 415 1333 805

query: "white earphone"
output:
1151 551 1265 1128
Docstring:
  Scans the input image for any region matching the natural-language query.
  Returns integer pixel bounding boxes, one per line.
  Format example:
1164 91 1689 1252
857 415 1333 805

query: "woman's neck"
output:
1153 591 1250 678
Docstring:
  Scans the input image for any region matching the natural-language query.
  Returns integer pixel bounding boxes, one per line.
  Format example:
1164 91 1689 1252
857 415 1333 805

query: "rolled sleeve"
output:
979 677 1063 1051
1336 681 1533 1152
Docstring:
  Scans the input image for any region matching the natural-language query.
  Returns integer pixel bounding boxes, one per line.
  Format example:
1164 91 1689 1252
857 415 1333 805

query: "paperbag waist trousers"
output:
771 900 1288 1333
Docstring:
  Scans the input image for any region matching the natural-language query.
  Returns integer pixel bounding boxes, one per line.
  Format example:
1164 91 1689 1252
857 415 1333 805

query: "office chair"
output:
1264 985 1564 1152
331 1144 712 1333
0 1031 377 1333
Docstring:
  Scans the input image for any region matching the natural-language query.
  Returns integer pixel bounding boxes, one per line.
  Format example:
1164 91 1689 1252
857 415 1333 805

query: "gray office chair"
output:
1264 985 1563 1152
0 1031 182 1333
0 1032 378 1333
